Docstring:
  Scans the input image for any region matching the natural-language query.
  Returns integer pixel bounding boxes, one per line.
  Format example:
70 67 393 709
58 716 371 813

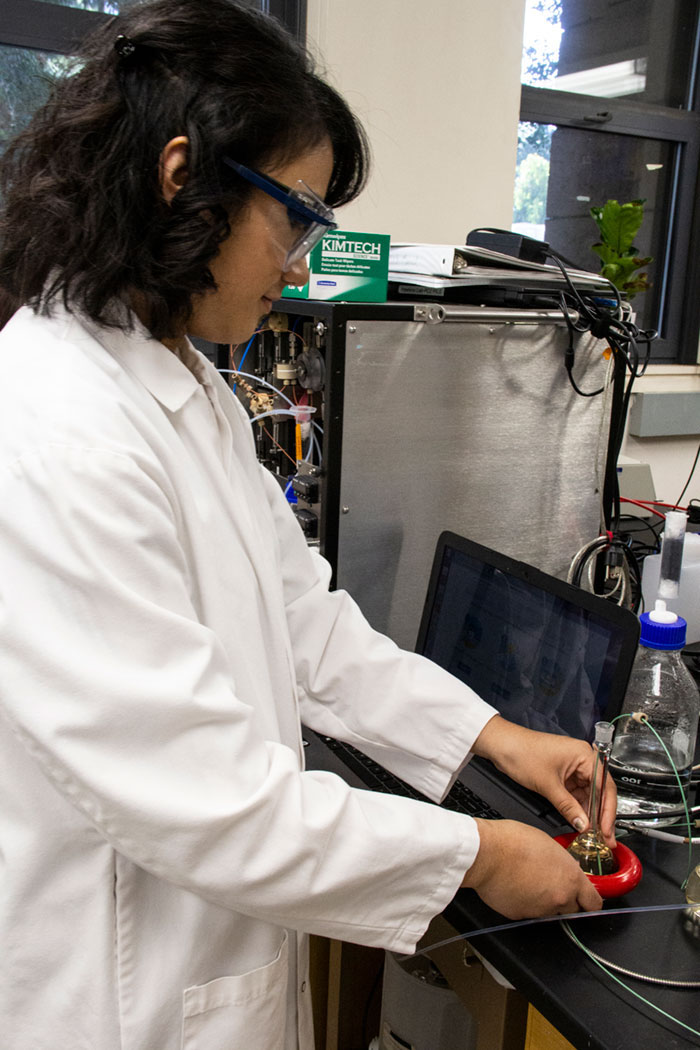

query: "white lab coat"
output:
0 303 496 1050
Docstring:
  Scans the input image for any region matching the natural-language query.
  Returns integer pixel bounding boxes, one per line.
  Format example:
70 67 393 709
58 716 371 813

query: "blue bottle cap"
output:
639 612 687 651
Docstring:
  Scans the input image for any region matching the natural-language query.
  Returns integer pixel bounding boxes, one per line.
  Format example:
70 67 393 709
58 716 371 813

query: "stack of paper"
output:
388 243 608 290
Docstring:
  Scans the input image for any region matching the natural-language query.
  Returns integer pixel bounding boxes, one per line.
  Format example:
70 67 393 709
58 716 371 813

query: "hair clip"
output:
114 34 137 61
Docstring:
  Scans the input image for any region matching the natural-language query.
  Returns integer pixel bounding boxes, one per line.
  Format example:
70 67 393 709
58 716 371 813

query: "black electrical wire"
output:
604 350 630 534
567 534 641 606
676 441 700 508
560 296 606 397
621 543 644 613
544 248 660 553
618 513 664 552
616 518 664 613
469 236 662 584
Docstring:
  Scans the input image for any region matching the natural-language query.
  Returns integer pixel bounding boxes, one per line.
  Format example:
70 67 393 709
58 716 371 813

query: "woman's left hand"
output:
472 715 617 846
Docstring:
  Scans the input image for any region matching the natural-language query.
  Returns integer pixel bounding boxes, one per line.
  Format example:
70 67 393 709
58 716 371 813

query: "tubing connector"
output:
649 599 679 625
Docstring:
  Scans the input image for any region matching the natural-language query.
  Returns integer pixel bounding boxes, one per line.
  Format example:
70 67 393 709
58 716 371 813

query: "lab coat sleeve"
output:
0 442 479 954
258 467 498 802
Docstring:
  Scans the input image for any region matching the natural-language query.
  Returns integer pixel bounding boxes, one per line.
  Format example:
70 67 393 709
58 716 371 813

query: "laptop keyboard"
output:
316 735 503 820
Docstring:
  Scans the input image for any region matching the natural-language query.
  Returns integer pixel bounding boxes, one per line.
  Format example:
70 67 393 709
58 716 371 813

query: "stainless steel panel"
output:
335 317 613 650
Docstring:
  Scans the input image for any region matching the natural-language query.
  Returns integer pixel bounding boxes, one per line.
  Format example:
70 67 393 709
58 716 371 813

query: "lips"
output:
263 290 284 305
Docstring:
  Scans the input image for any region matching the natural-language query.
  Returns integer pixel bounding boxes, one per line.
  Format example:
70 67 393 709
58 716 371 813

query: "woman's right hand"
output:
462 818 602 919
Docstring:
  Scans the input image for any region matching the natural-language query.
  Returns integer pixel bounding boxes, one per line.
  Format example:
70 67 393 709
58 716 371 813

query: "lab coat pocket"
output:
181 933 288 1050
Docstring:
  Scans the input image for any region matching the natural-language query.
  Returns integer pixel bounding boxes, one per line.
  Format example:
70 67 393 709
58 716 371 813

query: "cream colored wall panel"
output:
306 0 526 243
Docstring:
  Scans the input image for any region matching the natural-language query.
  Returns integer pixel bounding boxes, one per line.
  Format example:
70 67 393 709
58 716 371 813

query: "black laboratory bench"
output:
304 729 700 1050
442 828 699 1050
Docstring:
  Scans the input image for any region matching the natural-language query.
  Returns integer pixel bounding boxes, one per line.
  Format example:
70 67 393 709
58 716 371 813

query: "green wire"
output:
562 921 700 1040
560 716 699 1043
611 712 695 890
637 716 694 891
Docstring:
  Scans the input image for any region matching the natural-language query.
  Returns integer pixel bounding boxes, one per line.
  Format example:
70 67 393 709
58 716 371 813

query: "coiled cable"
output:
561 921 700 988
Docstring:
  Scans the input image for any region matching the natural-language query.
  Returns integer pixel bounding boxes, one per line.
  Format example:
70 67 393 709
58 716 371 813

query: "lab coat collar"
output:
76 304 202 414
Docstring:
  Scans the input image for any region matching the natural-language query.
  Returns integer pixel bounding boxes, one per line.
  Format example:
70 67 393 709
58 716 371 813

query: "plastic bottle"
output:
642 532 700 645
610 602 700 826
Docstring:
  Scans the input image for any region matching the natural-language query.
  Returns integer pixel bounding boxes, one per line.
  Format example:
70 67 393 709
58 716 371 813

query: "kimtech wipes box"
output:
282 229 390 302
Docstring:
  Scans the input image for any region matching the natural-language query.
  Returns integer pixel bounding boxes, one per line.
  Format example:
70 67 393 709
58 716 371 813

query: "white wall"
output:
306 0 526 242
307 0 699 509
621 366 700 506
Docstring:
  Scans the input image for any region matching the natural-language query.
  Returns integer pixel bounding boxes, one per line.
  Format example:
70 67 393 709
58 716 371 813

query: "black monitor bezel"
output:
415 530 641 730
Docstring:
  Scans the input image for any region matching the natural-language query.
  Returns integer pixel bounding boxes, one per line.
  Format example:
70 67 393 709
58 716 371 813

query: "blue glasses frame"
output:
222 157 337 266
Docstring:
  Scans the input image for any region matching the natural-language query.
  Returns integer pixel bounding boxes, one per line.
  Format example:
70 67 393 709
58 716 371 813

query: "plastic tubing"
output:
246 407 316 426
217 370 296 408
409 902 692 959
658 510 688 599
627 825 700 845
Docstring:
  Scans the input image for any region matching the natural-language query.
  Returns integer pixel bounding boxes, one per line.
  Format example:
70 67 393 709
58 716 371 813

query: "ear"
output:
159 135 189 204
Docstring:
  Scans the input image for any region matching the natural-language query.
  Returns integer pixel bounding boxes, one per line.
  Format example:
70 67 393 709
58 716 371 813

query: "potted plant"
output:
590 199 652 300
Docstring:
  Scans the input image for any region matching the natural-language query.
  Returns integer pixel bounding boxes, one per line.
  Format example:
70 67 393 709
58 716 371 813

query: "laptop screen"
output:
416 533 640 743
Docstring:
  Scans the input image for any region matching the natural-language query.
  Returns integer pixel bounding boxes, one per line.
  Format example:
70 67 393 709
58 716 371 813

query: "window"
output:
515 0 700 362
0 0 306 145
1 2 112 150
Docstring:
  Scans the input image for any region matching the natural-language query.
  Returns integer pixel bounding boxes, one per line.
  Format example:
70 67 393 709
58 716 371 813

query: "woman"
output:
0 2 613 1048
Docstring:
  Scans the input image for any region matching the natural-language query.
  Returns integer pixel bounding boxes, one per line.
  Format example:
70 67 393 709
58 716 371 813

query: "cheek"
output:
208 240 243 290
213 227 278 293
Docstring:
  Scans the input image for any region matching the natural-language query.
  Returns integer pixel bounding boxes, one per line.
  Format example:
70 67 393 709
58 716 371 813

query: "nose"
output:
283 253 310 288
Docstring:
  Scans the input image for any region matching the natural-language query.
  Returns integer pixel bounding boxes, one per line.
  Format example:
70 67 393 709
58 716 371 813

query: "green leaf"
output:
590 199 646 255
590 199 652 295
591 242 615 265
601 262 623 284
621 273 652 301
610 256 644 283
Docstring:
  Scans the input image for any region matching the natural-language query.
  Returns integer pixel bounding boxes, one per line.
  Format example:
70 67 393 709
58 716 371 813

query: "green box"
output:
282 229 390 302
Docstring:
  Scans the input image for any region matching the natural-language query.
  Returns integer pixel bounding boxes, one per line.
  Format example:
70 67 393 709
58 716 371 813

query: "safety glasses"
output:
223 158 337 268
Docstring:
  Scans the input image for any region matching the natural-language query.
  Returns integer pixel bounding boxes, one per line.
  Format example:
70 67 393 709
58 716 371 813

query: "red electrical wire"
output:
620 497 667 520
639 500 688 511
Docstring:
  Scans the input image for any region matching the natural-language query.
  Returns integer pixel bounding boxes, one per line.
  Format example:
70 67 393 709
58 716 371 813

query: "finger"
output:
577 879 603 912
548 784 588 833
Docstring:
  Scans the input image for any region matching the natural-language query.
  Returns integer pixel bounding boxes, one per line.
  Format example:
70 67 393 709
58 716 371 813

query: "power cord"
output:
471 234 660 600
567 534 636 607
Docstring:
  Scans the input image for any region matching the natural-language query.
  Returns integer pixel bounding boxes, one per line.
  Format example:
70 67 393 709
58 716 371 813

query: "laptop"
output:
304 531 641 832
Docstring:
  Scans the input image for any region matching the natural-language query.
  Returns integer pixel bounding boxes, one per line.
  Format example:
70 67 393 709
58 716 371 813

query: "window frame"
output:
0 0 306 56
264 0 306 41
1 0 110 53
520 36 700 364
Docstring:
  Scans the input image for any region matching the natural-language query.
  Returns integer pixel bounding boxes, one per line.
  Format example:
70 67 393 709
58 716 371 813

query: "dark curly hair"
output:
0 0 369 339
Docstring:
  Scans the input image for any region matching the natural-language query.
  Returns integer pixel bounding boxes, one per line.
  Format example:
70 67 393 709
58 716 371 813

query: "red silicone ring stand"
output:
554 832 643 898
